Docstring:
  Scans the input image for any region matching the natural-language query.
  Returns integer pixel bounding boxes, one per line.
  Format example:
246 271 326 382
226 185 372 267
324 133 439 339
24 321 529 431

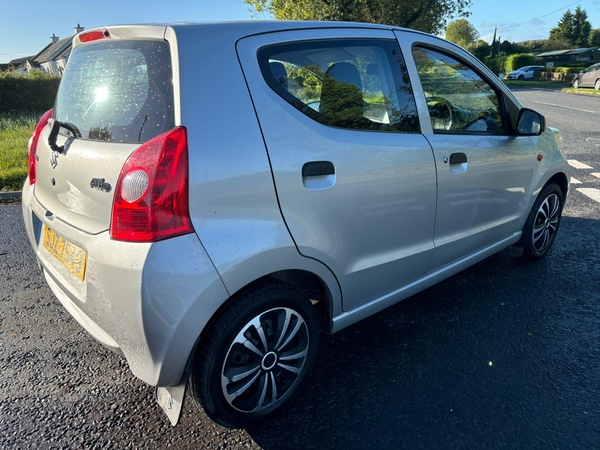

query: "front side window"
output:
413 46 505 134
259 40 420 133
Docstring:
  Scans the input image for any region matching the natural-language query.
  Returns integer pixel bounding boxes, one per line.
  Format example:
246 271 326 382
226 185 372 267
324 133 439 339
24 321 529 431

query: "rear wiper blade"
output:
48 120 82 153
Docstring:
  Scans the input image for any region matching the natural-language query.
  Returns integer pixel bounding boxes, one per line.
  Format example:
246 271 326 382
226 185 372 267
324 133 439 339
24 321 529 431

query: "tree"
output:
549 6 592 48
588 28 600 47
445 19 479 49
572 6 592 47
244 0 473 35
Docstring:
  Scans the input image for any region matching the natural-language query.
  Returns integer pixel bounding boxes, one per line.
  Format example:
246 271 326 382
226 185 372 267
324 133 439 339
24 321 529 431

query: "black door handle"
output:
449 153 467 164
302 161 335 177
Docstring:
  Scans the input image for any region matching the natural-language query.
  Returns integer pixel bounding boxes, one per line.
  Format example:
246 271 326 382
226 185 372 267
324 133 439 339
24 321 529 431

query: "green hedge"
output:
540 66 586 73
0 71 60 114
504 54 537 73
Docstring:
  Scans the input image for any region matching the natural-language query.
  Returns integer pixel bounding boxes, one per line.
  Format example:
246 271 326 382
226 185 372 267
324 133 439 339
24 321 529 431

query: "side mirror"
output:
516 108 546 136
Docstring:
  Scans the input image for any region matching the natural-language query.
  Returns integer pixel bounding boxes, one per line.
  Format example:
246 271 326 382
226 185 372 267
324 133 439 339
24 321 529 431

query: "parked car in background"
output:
506 65 545 80
573 63 600 89
22 21 570 429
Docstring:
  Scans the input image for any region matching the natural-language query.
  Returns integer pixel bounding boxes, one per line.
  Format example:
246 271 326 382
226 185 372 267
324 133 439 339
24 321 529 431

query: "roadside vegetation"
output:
561 87 600 97
0 70 58 191
0 112 37 191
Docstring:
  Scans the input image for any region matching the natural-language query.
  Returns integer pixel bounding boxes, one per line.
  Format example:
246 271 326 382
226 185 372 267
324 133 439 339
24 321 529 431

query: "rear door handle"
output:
302 161 335 177
449 153 467 164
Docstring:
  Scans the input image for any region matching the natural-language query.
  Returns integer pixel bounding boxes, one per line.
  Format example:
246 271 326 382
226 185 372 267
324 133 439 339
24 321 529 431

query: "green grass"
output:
502 80 570 88
561 87 600 97
0 112 38 191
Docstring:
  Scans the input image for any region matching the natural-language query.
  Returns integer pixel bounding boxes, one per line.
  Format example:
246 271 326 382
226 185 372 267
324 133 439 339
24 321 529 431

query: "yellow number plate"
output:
42 227 87 281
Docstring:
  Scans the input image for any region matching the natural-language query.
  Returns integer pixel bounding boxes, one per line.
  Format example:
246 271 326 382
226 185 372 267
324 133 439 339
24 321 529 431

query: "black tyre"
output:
518 74 525 80
190 284 319 428
595 79 600 91
520 182 564 260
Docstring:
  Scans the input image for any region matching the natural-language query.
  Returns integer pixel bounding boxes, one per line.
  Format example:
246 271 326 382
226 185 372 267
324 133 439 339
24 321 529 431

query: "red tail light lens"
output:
110 126 194 242
79 29 110 43
28 109 53 185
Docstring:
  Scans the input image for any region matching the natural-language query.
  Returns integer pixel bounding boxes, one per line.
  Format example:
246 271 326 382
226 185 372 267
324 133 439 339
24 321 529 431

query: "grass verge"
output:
0 112 38 191
561 87 600 97
503 80 570 88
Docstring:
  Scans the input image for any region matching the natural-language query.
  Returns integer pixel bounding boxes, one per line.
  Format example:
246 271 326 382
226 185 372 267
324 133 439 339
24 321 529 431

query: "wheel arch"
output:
200 268 337 343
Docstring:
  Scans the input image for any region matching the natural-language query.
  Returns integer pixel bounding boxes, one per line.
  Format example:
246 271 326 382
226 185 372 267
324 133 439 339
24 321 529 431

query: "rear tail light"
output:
79 29 110 43
110 126 194 242
28 109 53 185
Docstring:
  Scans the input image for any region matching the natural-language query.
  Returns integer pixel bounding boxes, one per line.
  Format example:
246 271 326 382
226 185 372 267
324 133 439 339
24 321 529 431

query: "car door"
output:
237 28 437 311
580 64 599 87
395 32 535 270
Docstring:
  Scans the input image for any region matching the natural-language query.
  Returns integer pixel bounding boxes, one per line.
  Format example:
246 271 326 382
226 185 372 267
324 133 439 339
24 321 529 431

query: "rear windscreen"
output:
54 40 175 143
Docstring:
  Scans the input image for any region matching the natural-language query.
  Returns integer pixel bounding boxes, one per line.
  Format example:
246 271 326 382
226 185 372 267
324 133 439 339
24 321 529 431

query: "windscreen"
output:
54 40 175 143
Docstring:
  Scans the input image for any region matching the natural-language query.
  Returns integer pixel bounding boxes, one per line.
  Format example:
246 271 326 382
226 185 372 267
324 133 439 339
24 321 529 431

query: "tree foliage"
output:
589 28 600 47
549 6 592 48
445 19 479 49
244 0 473 35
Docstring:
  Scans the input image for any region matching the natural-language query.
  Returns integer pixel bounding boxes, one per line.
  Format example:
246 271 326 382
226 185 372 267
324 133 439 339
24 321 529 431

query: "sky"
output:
1 0 600 63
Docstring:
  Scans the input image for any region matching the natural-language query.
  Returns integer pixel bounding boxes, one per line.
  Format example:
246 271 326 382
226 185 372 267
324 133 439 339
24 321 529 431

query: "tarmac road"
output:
1 87 600 449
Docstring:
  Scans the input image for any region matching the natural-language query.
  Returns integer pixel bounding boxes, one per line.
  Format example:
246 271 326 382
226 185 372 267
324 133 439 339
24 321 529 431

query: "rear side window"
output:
55 40 175 143
258 40 420 133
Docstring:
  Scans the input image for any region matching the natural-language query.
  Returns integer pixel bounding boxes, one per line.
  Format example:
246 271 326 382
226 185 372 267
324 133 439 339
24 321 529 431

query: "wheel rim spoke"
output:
269 372 278 402
279 347 308 361
277 362 301 374
225 363 260 383
224 369 261 402
221 306 309 414
276 319 303 352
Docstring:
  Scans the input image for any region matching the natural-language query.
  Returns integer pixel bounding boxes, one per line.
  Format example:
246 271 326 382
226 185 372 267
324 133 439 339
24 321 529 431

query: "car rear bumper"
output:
21 180 229 387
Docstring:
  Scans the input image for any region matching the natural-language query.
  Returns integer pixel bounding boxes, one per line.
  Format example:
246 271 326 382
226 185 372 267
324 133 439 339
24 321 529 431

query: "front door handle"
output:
302 161 335 177
449 153 467 164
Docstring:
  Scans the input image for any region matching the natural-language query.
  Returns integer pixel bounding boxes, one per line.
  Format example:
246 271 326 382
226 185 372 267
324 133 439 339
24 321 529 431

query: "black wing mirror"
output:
516 108 546 136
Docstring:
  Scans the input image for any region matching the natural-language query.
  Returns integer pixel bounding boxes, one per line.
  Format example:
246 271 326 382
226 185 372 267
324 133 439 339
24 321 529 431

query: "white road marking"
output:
571 178 582 184
568 160 593 169
577 188 600 203
591 173 600 179
533 101 596 113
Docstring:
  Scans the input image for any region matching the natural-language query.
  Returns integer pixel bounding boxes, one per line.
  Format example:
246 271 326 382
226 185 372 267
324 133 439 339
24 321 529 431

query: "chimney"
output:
74 24 84 34
50 33 59 43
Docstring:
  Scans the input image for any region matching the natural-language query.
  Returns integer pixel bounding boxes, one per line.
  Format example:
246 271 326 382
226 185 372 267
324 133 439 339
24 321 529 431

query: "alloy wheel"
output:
532 193 560 252
221 307 309 413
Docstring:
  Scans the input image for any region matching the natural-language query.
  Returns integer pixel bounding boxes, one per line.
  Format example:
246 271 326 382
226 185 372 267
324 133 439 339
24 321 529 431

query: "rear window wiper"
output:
48 120 82 153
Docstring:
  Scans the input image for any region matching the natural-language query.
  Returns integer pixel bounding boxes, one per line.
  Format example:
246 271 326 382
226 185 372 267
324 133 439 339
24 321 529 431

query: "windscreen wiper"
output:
48 120 82 153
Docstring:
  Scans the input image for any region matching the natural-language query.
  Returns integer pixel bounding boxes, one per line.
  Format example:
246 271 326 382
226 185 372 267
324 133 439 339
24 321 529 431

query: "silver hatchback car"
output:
22 21 570 428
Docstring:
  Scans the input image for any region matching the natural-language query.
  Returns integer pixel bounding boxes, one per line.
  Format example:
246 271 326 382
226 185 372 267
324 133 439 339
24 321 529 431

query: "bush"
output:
504 54 537 73
540 66 586 73
0 71 60 114
483 55 507 75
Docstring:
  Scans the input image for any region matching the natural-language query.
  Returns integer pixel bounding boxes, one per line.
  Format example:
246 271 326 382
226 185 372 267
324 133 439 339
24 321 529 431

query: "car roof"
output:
99 20 438 43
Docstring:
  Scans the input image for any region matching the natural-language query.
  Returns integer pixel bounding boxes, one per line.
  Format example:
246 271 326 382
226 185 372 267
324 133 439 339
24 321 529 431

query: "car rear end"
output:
21 25 228 387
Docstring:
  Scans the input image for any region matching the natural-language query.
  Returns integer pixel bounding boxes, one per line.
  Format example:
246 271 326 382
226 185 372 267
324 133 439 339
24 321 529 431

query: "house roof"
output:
536 47 597 57
33 36 73 64
8 55 35 67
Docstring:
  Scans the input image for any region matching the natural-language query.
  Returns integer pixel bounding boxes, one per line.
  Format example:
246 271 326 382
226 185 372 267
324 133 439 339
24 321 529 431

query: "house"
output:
6 55 37 73
535 47 600 67
32 25 85 76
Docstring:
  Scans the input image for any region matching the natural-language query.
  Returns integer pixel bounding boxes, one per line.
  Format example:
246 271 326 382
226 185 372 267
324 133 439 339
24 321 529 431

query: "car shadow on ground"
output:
241 215 600 449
